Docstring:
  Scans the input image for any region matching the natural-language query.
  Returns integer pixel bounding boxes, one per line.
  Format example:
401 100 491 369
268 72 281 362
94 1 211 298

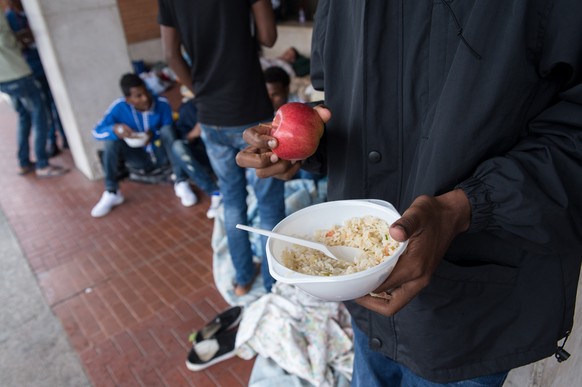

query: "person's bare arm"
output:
186 123 202 142
160 25 194 94
252 0 277 47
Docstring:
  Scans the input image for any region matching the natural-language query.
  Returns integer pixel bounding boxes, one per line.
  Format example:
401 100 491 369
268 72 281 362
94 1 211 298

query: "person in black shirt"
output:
158 0 286 297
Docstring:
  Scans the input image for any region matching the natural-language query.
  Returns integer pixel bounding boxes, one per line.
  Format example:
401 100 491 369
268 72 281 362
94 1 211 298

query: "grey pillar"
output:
22 0 133 179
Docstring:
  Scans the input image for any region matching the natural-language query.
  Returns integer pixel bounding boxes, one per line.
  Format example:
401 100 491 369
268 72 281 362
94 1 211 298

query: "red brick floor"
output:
0 100 255 386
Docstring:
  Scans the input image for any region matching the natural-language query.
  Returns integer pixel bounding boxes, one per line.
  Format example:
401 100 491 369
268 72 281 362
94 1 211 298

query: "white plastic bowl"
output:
123 132 149 148
266 199 408 301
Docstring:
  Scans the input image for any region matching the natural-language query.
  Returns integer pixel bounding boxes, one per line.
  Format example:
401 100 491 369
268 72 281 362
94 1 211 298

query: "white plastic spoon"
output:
236 224 363 263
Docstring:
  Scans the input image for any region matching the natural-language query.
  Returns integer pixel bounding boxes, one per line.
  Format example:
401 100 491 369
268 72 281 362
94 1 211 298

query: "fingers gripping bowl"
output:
123 132 149 148
266 200 408 301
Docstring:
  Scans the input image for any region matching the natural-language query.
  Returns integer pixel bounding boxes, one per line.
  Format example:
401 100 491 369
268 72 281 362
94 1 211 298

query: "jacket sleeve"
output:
458 0 582 254
302 0 330 176
5 11 19 32
309 0 329 94
151 98 174 141
302 126 327 176
161 99 174 126
92 103 120 141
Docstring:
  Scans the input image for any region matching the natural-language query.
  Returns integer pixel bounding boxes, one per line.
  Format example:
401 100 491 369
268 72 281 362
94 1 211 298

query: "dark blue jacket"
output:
308 0 582 382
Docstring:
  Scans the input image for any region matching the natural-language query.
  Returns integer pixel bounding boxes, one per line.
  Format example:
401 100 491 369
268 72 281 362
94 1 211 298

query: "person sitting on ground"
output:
162 99 223 218
264 65 304 112
0 13 68 178
264 66 324 184
91 73 196 217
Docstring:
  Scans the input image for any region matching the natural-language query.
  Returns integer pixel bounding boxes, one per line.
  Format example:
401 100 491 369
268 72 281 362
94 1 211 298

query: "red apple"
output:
270 102 324 161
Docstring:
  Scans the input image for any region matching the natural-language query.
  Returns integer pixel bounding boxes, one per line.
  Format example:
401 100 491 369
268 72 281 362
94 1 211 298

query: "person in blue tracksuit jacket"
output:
90 73 197 217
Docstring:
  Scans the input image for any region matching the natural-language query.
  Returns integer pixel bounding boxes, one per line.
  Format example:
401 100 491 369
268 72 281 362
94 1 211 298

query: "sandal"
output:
188 306 243 344
186 329 238 371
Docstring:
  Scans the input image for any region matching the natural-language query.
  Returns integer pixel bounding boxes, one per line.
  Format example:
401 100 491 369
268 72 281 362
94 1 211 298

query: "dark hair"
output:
119 73 145 96
264 66 290 88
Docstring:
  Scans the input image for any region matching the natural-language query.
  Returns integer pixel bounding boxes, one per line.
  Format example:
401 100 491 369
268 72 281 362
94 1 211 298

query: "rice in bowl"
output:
280 215 400 276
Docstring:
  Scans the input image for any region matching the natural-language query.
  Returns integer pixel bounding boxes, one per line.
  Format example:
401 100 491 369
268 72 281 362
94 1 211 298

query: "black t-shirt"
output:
158 0 273 126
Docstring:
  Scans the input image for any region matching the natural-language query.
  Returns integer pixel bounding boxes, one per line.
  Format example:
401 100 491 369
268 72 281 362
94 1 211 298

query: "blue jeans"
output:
37 74 68 149
352 322 509 387
101 139 167 192
0 75 49 168
200 122 285 292
159 125 219 195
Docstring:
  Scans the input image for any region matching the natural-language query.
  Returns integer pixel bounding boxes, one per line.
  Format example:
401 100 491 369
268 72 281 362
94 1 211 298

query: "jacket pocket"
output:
433 258 518 285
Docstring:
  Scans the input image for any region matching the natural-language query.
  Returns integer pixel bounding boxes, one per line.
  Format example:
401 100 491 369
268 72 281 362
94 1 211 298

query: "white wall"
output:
127 38 163 65
263 23 313 59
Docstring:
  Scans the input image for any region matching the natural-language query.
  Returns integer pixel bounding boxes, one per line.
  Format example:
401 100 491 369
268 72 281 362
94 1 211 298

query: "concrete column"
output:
22 0 133 179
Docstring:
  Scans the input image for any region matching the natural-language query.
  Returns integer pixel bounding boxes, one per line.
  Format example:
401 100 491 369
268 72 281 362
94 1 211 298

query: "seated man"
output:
264 66 325 184
264 65 304 112
264 66 323 184
161 99 223 219
90 73 196 217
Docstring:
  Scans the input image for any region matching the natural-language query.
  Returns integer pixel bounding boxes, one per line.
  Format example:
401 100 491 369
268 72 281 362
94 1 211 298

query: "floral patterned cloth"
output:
212 176 327 307
235 282 354 386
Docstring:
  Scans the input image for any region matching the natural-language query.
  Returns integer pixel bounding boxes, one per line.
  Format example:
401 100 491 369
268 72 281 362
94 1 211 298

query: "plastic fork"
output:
236 224 363 263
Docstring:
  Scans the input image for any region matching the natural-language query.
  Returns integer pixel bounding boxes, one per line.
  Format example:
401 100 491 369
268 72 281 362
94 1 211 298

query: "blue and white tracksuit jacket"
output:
92 96 173 147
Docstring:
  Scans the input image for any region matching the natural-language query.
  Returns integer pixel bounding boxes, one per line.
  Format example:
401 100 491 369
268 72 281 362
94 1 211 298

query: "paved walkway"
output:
0 97 252 386
0 208 90 387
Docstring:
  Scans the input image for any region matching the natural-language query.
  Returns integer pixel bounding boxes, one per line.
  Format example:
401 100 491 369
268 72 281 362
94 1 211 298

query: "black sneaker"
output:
186 329 238 371
189 306 243 344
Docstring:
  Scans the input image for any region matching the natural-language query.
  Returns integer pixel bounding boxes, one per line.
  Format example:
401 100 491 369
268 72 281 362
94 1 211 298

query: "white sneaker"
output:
175 181 198 207
206 192 223 219
91 191 124 217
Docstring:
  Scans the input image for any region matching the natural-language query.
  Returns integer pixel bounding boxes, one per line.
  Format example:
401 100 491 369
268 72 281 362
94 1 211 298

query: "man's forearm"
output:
167 56 194 94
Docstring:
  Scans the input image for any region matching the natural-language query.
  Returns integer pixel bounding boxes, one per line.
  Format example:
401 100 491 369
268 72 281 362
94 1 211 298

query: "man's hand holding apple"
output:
236 104 331 180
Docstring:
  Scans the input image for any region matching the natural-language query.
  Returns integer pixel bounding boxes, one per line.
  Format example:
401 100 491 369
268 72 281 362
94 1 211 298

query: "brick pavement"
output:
0 100 254 386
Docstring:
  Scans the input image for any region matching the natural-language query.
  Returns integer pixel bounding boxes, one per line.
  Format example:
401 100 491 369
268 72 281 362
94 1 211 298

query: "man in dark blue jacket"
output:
237 0 582 385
